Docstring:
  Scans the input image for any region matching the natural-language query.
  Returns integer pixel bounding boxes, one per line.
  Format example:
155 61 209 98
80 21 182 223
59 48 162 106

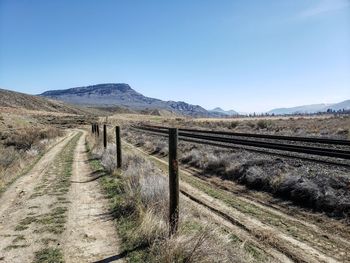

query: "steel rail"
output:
142 124 350 146
178 132 350 159
133 125 350 160
130 126 350 167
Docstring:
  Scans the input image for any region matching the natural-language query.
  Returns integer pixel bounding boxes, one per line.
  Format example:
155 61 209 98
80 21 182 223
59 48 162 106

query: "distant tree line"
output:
222 108 350 119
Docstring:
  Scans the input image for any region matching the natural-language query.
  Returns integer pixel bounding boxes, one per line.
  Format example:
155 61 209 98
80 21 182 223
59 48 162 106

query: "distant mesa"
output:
40 83 238 117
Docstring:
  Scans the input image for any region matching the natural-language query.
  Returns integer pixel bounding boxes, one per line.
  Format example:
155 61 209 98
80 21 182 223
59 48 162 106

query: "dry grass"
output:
0 147 20 169
87 134 253 262
151 225 246 263
100 145 118 173
3 127 63 151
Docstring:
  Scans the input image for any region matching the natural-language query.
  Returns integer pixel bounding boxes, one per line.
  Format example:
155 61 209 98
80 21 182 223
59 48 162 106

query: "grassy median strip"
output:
31 133 81 261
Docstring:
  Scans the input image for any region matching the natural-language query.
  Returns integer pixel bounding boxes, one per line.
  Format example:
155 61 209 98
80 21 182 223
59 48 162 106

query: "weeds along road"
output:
0 130 121 263
123 140 350 263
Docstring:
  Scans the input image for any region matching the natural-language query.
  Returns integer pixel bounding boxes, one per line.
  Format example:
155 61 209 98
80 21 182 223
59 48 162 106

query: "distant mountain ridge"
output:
210 107 238 116
268 100 350 115
40 83 231 117
39 83 349 116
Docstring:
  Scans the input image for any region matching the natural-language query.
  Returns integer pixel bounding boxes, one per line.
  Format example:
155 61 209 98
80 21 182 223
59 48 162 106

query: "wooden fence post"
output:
169 128 179 236
116 126 122 168
97 124 100 137
103 124 107 148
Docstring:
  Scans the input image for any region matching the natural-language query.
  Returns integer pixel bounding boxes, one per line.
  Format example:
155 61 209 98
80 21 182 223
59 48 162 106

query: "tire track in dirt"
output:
0 131 78 262
0 131 75 218
62 131 122 262
124 141 347 263
180 194 293 263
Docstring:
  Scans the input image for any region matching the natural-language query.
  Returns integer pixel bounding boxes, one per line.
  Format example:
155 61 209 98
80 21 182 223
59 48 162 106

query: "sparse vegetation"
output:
33 248 64 263
256 120 272 130
3 127 63 151
0 124 65 194
180 146 350 217
86 134 255 262
126 114 350 139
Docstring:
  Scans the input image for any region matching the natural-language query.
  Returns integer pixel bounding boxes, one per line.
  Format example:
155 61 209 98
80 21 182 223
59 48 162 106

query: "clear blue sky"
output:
1 0 349 112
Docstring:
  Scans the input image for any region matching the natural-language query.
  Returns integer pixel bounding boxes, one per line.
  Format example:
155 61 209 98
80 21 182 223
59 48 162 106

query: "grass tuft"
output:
33 248 64 263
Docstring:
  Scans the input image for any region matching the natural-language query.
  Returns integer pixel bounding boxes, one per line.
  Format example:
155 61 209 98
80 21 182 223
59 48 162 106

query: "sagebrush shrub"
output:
4 127 63 150
0 146 19 169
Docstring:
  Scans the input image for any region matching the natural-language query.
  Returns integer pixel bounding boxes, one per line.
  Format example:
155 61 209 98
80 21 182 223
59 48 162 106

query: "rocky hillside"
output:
40 83 220 117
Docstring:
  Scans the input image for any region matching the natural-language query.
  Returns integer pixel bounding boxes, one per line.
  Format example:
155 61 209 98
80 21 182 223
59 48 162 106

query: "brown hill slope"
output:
0 88 89 115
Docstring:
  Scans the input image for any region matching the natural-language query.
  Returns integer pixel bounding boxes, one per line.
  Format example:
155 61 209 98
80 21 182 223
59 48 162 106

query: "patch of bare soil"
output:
62 131 122 262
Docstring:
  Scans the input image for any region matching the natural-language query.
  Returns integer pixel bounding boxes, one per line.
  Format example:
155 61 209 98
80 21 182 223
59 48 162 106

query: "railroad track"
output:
141 124 350 145
130 125 350 165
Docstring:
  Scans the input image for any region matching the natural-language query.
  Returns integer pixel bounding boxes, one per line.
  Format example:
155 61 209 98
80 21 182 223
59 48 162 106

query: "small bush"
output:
181 149 204 168
245 121 255 129
205 153 229 174
123 154 168 212
228 121 239 129
26 147 40 157
0 146 19 169
256 120 270 130
101 144 118 173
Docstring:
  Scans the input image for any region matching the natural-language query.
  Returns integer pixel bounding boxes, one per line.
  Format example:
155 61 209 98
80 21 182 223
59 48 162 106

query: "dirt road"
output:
0 131 121 263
